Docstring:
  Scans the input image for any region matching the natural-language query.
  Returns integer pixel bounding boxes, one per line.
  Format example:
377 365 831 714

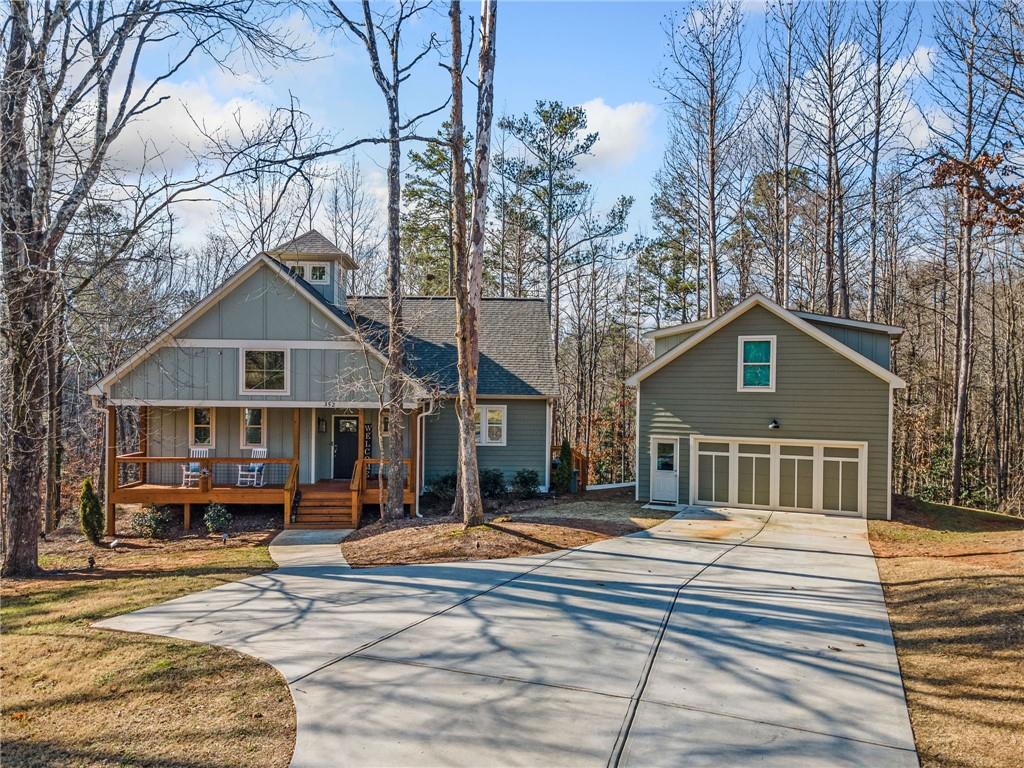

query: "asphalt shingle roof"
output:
265 256 557 398
266 229 358 269
347 296 559 398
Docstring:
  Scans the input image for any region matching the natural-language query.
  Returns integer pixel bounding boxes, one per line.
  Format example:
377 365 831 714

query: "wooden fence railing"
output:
552 445 589 491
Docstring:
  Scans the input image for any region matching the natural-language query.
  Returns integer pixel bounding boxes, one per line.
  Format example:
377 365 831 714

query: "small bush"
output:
131 504 175 539
430 472 459 505
79 478 103 544
479 468 506 499
553 439 573 493
511 468 541 499
203 503 232 534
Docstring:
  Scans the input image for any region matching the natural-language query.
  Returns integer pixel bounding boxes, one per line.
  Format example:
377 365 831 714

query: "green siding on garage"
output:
637 304 892 519
423 399 550 488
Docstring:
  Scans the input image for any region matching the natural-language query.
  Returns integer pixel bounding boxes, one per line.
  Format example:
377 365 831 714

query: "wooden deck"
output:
104 405 423 533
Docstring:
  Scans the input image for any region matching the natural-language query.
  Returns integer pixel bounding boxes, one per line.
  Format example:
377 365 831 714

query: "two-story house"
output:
90 230 557 532
628 295 905 519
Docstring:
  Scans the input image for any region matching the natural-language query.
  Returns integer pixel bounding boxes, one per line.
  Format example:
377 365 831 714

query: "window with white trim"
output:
307 263 329 284
240 407 266 449
737 336 776 392
474 405 507 446
286 261 329 284
189 407 215 448
241 349 288 393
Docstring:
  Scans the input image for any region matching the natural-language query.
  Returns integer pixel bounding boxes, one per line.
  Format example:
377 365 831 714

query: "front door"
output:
332 416 359 480
652 439 678 503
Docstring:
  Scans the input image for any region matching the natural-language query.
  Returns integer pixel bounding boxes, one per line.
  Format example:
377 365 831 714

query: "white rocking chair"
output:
237 448 267 487
181 448 210 487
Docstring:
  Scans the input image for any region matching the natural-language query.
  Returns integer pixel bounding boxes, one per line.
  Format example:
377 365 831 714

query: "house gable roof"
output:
89 254 379 397
89 254 556 400
266 229 358 270
626 294 906 389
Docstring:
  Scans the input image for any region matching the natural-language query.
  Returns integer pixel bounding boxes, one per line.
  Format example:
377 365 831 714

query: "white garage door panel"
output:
689 437 866 518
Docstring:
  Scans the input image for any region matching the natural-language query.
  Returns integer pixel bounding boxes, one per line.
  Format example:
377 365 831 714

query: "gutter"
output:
415 399 437 517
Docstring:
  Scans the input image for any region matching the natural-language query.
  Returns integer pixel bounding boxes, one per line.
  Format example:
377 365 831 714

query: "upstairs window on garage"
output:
738 336 775 392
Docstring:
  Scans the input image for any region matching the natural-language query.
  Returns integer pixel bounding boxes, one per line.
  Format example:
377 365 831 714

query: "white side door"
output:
651 439 678 503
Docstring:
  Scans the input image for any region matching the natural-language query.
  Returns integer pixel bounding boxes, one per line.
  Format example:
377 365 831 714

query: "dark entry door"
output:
332 416 359 480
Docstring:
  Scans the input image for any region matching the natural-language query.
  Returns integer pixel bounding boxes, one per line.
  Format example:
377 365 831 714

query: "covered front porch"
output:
105 404 421 532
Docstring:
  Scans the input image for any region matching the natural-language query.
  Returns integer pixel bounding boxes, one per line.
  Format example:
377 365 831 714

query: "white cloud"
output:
109 79 269 176
578 98 656 172
910 45 935 80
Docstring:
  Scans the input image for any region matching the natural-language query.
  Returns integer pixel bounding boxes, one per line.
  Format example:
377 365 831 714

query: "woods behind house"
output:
2 0 1023 575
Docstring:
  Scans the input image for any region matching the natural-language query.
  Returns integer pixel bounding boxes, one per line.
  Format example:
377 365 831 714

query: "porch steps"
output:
292 486 357 528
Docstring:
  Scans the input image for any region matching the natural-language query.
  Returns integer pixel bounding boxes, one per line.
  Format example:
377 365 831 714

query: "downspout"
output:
415 399 437 517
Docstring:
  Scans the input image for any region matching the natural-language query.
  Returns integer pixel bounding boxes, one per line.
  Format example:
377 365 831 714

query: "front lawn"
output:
869 496 1024 768
342 489 674 568
1 529 295 768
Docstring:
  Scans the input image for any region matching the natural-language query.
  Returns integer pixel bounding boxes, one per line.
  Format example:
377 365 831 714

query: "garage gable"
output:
627 295 905 389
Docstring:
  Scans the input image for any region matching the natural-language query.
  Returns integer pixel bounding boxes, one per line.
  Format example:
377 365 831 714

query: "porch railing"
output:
355 458 414 490
114 455 297 491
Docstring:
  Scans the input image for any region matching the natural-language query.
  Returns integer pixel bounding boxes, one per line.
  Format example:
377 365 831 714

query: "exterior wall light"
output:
769 419 780 430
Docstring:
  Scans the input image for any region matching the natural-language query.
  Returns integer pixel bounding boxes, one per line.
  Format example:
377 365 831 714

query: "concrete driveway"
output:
96 509 917 767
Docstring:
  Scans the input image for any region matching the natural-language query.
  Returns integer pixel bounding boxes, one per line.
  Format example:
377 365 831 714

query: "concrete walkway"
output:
95 509 917 767
268 529 353 568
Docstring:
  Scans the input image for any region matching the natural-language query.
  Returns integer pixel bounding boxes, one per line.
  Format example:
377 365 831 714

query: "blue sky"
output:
130 1 937 246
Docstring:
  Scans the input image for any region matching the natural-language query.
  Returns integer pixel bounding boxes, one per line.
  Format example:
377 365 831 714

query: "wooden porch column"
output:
105 405 117 536
353 409 365 525
183 503 192 531
286 407 300 528
138 405 149 484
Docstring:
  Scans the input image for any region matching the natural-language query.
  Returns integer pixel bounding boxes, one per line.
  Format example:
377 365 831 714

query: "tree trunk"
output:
1 7 45 575
383 107 407 521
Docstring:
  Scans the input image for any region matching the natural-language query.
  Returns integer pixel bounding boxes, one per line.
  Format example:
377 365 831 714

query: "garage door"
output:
691 438 865 517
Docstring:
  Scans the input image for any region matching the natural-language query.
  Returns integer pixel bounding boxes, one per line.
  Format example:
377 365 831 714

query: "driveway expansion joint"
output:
606 512 776 768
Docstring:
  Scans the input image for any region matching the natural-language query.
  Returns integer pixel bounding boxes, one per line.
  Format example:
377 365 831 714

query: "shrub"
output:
479 468 506 499
511 468 541 499
430 472 459 505
203 503 232 534
79 478 103 544
553 438 573 493
131 504 175 539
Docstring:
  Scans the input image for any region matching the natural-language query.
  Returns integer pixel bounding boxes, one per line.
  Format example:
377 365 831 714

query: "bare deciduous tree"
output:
326 0 447 520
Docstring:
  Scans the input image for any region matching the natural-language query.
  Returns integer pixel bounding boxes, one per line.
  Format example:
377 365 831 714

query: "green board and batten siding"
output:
637 304 892 518
423 399 549 488
109 264 384 403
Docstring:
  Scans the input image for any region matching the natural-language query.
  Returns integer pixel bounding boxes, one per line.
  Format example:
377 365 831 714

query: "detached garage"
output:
632 296 905 520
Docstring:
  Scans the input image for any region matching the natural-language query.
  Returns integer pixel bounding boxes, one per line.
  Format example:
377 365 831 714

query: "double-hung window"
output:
737 336 776 392
190 407 215 449
240 349 289 394
474 405 507 447
240 407 266 448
